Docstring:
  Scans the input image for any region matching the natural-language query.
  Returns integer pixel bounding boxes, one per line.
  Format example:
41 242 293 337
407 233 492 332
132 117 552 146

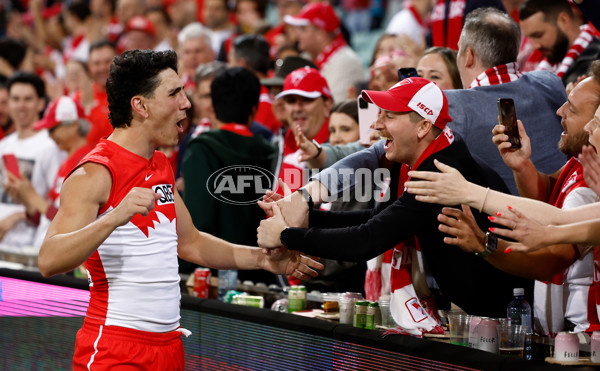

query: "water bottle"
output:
507 287 533 359
218 269 238 301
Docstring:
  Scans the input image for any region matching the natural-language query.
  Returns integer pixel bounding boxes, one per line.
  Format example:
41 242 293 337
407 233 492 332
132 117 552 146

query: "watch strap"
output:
298 187 314 211
311 139 323 160
476 232 497 258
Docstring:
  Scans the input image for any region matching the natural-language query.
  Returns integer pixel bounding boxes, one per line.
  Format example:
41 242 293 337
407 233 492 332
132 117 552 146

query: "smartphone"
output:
357 96 379 145
497 98 521 149
2 153 21 179
398 67 418 81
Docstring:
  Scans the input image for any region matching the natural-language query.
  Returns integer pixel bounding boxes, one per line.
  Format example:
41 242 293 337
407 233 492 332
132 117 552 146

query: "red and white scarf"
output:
430 0 466 50
535 24 595 79
379 127 455 336
406 3 428 29
315 34 346 69
469 62 522 88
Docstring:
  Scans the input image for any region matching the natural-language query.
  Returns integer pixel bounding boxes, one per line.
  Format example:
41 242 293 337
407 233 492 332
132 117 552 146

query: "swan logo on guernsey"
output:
153 184 174 205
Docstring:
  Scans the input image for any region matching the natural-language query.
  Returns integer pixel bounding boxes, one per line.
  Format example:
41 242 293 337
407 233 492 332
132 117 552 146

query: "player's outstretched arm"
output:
175 189 323 279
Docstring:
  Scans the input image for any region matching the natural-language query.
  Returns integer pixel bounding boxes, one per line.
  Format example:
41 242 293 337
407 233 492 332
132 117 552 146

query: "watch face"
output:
486 232 498 251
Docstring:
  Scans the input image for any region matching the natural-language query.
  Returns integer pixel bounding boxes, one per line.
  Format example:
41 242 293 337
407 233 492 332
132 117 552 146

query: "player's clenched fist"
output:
111 187 162 226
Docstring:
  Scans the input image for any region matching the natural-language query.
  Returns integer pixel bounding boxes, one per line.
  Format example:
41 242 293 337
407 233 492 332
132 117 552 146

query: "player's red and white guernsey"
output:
74 139 180 333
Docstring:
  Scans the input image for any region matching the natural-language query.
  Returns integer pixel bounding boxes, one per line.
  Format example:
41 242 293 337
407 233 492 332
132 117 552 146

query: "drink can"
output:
354 301 368 328
365 302 379 330
591 331 600 363
193 268 211 298
231 295 264 308
223 290 243 304
288 285 306 313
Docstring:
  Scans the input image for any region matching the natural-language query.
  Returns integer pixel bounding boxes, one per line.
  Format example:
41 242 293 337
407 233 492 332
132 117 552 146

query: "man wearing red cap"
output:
4 96 94 248
258 77 532 320
284 2 365 103
122 15 158 51
275 66 332 194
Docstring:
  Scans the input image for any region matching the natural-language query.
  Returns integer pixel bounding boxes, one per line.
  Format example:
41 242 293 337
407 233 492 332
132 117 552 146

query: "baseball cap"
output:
283 3 340 33
361 77 453 129
275 67 331 100
125 16 157 37
261 56 317 87
34 96 85 131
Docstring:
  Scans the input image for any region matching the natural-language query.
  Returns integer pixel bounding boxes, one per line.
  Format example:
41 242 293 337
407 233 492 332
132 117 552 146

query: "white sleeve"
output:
562 186 597 258
31 142 66 197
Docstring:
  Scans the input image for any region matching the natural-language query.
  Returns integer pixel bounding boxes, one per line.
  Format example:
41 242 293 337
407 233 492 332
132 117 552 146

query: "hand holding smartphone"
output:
497 98 521 149
398 67 418 81
2 154 21 179
357 97 378 145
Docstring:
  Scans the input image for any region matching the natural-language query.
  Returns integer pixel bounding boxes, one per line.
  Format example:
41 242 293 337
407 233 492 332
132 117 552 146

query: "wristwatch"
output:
476 232 498 258
311 139 323 160
297 187 314 211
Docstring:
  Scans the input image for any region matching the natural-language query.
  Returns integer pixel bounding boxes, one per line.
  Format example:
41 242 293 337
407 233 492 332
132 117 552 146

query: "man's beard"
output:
559 130 589 158
546 29 570 65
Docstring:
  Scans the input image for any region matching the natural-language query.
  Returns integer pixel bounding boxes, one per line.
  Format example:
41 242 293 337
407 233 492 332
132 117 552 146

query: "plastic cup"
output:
378 298 395 328
591 331 600 363
468 316 482 349
498 324 525 357
447 312 470 346
554 332 579 362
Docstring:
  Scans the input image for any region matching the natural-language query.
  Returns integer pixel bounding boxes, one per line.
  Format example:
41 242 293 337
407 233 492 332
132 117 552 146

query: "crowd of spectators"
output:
2 0 600 338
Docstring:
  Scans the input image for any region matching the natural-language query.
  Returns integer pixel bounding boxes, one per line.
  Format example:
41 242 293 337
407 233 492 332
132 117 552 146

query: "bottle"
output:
507 288 532 330
218 269 238 301
507 288 533 360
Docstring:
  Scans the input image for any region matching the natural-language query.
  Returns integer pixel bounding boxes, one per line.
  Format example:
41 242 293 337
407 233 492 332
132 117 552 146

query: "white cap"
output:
513 288 524 296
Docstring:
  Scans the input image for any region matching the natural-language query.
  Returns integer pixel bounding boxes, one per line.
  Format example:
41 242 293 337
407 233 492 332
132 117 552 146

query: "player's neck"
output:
108 127 156 160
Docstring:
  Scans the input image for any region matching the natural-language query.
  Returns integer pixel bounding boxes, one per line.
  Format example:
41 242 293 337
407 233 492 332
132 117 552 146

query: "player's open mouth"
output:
176 119 184 133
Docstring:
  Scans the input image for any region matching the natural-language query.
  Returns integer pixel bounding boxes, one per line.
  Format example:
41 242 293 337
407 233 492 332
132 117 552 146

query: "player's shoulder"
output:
62 162 113 204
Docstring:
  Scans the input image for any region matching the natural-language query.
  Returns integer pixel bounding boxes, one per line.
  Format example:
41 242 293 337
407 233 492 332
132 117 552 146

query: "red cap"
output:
125 16 157 37
34 96 85 131
275 67 331 100
284 3 340 33
361 77 453 130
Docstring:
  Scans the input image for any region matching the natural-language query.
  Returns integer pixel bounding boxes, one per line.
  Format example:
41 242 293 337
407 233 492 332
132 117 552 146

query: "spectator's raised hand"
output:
580 145 600 195
405 159 472 206
295 125 319 163
492 119 531 170
258 178 309 229
437 205 485 253
258 178 289 217
488 206 552 253
257 204 288 249
4 172 43 215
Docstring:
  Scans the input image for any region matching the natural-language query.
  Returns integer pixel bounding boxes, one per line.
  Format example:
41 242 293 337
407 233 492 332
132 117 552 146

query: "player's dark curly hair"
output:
106 49 178 128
